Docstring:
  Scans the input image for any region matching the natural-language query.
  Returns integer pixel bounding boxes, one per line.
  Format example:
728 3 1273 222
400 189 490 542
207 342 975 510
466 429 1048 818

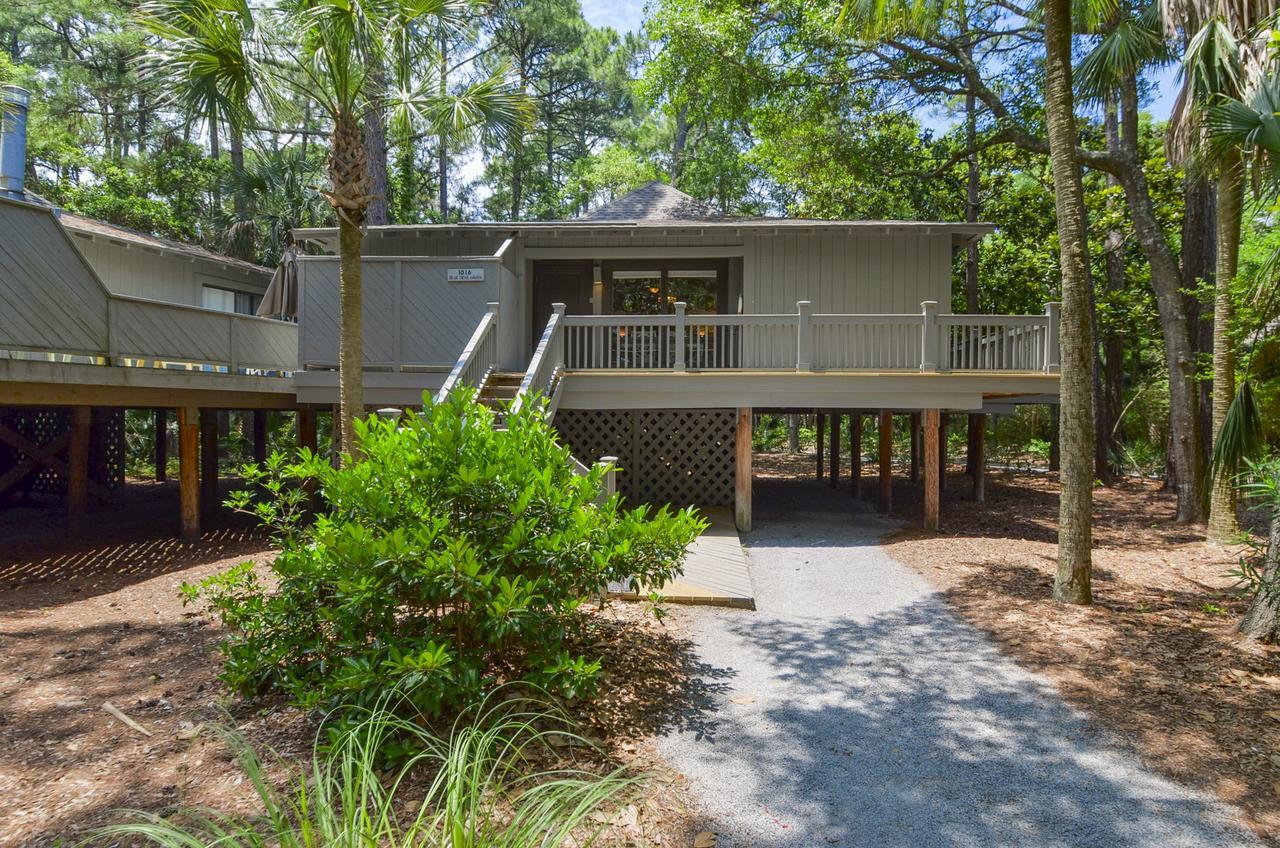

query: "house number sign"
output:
447 268 485 282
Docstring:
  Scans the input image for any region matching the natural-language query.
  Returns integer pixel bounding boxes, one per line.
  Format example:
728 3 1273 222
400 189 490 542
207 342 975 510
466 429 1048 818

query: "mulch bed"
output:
0 503 705 847
879 471 1280 845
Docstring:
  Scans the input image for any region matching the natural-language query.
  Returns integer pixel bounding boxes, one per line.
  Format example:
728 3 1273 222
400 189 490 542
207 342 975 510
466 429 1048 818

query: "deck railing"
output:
554 300 1060 374
512 303 566 415
435 302 499 404
1 290 297 375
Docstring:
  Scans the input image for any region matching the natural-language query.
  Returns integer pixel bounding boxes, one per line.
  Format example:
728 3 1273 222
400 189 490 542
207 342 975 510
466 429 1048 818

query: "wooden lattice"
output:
554 408 736 506
0 406 125 501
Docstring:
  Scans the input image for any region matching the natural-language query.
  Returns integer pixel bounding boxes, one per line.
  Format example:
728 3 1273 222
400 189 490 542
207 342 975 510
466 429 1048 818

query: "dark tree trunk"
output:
1113 71 1205 522
1183 176 1217 463
1239 512 1280 643
364 109 389 226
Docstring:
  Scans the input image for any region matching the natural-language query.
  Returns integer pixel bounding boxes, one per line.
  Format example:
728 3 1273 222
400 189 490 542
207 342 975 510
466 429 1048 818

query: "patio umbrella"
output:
257 244 298 319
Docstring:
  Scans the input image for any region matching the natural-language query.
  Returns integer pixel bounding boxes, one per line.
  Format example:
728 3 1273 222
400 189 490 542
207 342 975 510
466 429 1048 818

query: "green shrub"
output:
189 390 705 718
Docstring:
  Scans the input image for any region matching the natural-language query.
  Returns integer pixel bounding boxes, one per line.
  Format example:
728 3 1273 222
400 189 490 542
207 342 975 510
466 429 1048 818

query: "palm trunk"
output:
1044 0 1094 605
337 214 364 459
1208 153 1242 542
328 112 369 461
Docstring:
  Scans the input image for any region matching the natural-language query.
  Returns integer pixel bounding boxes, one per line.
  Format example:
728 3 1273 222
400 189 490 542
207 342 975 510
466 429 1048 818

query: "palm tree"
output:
838 0 1096 603
1161 2 1278 540
140 0 529 458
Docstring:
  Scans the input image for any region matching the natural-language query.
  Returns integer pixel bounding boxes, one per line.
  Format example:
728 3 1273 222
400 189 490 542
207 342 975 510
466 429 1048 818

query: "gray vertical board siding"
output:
399 260 499 366
363 233 504 257
300 257 501 368
0 201 110 354
746 231 952 315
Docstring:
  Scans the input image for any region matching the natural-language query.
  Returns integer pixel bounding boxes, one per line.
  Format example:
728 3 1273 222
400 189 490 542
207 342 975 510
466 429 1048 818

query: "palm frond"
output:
1077 13 1174 103
1210 379 1264 483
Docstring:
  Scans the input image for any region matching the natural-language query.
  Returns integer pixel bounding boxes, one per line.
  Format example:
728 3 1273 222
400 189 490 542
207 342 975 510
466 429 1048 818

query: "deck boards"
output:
640 507 755 608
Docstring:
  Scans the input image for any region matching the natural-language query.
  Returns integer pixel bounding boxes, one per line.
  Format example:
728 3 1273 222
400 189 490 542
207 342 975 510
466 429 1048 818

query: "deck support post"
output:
154 409 168 482
252 410 268 467
879 409 893 512
178 406 199 541
735 407 752 533
938 412 947 491
816 412 825 480
200 408 218 517
828 411 840 487
850 413 863 498
1048 405 1060 471
972 412 987 502
67 406 90 522
924 408 940 530
298 407 317 452
909 412 920 482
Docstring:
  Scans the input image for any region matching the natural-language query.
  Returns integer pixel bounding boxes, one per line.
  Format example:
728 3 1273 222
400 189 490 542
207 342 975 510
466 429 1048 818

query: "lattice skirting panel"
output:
0 406 125 502
554 408 737 507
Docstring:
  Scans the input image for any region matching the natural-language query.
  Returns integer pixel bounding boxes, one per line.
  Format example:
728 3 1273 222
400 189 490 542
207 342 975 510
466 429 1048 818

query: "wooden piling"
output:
735 407 752 533
178 406 199 541
67 406 90 521
879 409 893 512
200 408 217 516
924 408 940 530
850 413 863 498
154 408 168 482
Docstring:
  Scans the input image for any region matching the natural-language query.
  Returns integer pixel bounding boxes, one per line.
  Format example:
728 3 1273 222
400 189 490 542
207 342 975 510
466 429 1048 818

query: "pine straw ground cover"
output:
880 471 1280 845
0 507 708 848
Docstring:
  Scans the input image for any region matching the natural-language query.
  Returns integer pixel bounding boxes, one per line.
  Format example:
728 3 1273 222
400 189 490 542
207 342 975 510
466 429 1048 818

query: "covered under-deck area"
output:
0 195 308 539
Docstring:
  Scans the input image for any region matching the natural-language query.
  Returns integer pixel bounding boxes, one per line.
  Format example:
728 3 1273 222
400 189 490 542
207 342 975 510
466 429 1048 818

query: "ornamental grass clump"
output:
190 389 704 719
92 700 637 848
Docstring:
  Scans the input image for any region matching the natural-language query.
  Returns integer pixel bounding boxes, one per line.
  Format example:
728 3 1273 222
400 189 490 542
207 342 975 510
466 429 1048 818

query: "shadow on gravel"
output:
699 595 1256 848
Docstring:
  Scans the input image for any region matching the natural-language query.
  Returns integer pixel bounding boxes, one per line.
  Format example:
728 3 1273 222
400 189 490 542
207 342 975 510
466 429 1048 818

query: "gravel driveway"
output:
658 488 1261 848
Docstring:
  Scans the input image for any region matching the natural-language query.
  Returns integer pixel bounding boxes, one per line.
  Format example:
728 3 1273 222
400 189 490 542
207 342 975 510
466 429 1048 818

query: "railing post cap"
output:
486 301 500 312
552 302 567 314
599 455 618 463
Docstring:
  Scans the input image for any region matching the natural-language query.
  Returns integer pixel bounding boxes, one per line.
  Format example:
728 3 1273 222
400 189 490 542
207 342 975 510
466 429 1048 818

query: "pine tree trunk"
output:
1097 93 1124 483
364 111 389 226
437 32 449 220
1114 72 1205 521
1208 153 1242 542
229 125 246 219
1240 511 1280 642
788 415 800 453
1044 0 1094 605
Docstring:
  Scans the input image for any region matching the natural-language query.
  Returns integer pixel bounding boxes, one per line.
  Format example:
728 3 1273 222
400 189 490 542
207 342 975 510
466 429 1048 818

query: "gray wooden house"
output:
1 79 1057 536
292 182 1060 531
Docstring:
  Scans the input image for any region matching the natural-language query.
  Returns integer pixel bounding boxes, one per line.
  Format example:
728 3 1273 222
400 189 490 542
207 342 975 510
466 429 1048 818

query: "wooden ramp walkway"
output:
640 507 755 609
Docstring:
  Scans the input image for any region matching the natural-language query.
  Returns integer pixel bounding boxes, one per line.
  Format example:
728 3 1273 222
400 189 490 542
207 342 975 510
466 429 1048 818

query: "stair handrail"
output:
512 303 565 415
435 302 499 404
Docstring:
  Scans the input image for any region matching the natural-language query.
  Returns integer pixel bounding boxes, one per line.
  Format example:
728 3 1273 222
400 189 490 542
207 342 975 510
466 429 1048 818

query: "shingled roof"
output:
579 181 723 222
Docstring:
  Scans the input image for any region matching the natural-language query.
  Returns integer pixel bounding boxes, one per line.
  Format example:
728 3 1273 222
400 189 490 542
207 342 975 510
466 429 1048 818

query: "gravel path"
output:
658 492 1262 848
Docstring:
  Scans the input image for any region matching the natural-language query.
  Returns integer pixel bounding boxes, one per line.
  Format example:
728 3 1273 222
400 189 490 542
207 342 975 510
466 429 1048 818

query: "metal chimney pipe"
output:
0 86 31 200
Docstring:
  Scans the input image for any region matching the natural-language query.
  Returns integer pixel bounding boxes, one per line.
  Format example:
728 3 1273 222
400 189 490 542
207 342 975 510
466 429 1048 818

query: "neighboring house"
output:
59 213 271 314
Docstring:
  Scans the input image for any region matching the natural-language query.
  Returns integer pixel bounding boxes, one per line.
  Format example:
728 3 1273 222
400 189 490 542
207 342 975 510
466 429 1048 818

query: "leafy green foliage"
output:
91 697 637 847
190 390 705 718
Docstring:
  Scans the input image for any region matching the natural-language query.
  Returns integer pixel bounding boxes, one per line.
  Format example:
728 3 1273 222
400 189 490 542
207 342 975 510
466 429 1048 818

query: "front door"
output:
532 261 593 349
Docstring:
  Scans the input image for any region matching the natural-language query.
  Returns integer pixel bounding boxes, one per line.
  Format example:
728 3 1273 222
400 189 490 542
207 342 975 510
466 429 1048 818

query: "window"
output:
604 261 728 315
201 285 262 316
